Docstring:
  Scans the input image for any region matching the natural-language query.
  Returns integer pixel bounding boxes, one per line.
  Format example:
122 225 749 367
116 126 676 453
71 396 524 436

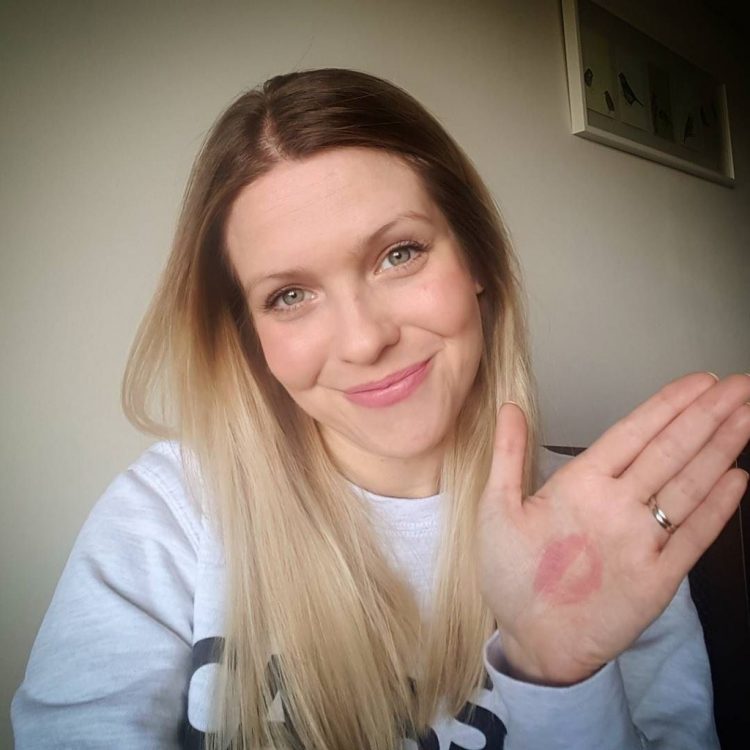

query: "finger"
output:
641 404 750 539
658 468 749 586
484 401 527 513
621 374 750 503
580 371 719 477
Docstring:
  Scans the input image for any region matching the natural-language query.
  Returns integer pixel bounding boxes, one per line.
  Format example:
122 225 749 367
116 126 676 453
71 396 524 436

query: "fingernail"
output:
499 400 522 417
741 469 749 481
707 371 720 381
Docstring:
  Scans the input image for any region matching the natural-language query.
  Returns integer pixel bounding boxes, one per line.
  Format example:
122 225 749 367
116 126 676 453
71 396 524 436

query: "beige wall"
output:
1 0 747 744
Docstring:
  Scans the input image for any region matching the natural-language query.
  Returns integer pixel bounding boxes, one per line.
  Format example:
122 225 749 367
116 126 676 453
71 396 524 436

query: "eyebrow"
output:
242 210 432 295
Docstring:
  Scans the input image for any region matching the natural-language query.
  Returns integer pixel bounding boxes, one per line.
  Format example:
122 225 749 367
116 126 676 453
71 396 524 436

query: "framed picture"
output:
561 0 735 186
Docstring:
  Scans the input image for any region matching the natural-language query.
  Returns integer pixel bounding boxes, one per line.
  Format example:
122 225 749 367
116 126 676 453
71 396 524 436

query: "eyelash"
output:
262 240 429 314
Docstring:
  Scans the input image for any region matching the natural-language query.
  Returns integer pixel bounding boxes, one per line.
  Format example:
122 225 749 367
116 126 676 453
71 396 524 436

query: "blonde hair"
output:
122 68 541 749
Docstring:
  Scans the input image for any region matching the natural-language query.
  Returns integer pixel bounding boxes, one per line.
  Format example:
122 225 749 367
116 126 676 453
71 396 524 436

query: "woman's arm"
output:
12 443 199 750
617 576 719 747
482 574 718 749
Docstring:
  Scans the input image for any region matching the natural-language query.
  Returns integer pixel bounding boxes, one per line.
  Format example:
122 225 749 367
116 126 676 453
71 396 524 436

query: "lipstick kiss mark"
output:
533 534 603 606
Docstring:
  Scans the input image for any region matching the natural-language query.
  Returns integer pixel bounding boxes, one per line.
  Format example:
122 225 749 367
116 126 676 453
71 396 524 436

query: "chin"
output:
360 418 451 460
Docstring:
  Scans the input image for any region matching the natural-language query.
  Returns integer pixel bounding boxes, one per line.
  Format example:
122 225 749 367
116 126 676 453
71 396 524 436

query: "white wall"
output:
2 0 748 744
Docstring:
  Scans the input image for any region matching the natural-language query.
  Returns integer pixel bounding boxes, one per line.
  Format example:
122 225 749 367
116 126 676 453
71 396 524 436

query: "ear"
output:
474 280 485 294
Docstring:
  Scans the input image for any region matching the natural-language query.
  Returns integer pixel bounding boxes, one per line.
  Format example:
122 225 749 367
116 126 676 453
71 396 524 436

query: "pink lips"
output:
344 358 432 408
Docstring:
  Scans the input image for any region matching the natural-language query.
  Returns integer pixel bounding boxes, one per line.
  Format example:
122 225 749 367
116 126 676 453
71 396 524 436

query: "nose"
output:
332 288 400 364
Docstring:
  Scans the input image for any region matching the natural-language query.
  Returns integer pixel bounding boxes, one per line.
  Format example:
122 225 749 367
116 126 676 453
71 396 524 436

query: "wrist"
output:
500 632 602 687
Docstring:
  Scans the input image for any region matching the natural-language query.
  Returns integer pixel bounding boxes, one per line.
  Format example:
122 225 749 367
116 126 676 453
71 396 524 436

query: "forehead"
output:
225 147 440 265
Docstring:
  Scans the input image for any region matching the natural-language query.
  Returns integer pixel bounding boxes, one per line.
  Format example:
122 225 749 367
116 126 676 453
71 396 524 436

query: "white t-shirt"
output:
11 441 720 749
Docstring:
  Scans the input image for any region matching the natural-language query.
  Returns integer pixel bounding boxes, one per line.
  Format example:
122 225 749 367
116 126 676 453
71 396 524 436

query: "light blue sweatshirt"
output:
12 441 720 749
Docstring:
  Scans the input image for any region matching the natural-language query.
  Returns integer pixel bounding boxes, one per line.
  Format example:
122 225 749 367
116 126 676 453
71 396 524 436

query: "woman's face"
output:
226 146 484 477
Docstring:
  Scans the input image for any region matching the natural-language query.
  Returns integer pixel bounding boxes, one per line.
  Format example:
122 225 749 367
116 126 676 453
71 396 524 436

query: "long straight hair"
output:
122 68 541 749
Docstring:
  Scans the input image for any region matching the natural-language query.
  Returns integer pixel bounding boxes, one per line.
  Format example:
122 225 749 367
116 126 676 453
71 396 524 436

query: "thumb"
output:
484 401 527 513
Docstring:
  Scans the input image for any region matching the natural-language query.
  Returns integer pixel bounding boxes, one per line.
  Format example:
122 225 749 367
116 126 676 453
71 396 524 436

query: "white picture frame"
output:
561 0 735 187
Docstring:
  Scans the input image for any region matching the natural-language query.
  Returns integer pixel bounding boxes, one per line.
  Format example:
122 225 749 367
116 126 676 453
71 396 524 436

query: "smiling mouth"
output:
343 358 433 408
345 359 431 394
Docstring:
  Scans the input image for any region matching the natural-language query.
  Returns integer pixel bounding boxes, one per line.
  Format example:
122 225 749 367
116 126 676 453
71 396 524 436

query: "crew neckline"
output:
358 486 442 502
349 482 443 532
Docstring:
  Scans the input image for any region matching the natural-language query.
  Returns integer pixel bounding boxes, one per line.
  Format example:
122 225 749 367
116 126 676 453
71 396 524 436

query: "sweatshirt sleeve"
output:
482 576 719 749
616 576 720 748
11 443 200 750
483 634 644 749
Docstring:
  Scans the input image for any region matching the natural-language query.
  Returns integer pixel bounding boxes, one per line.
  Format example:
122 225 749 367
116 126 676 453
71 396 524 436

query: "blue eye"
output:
279 289 302 305
264 287 308 312
379 242 426 271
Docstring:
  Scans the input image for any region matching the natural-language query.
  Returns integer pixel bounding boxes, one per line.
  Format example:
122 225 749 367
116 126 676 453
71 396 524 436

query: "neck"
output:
322 431 444 499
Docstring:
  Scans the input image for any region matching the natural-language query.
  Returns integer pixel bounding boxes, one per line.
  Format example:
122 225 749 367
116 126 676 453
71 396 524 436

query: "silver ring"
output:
648 496 678 534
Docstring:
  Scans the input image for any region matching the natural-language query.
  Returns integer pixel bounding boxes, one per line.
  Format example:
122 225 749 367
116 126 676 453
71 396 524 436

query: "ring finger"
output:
641 403 750 543
620 374 750 504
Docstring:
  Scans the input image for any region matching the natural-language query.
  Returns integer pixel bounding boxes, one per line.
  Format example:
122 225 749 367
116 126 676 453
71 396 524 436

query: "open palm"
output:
476 372 750 685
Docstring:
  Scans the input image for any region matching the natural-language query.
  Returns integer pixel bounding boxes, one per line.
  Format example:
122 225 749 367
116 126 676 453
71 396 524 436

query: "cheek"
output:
416 267 482 338
254 321 325 391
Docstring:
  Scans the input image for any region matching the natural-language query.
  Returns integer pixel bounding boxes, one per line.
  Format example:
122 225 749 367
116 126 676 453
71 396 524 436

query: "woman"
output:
12 68 750 749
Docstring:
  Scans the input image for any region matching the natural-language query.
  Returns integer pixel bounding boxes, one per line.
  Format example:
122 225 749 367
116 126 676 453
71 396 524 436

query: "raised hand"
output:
476 372 750 686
